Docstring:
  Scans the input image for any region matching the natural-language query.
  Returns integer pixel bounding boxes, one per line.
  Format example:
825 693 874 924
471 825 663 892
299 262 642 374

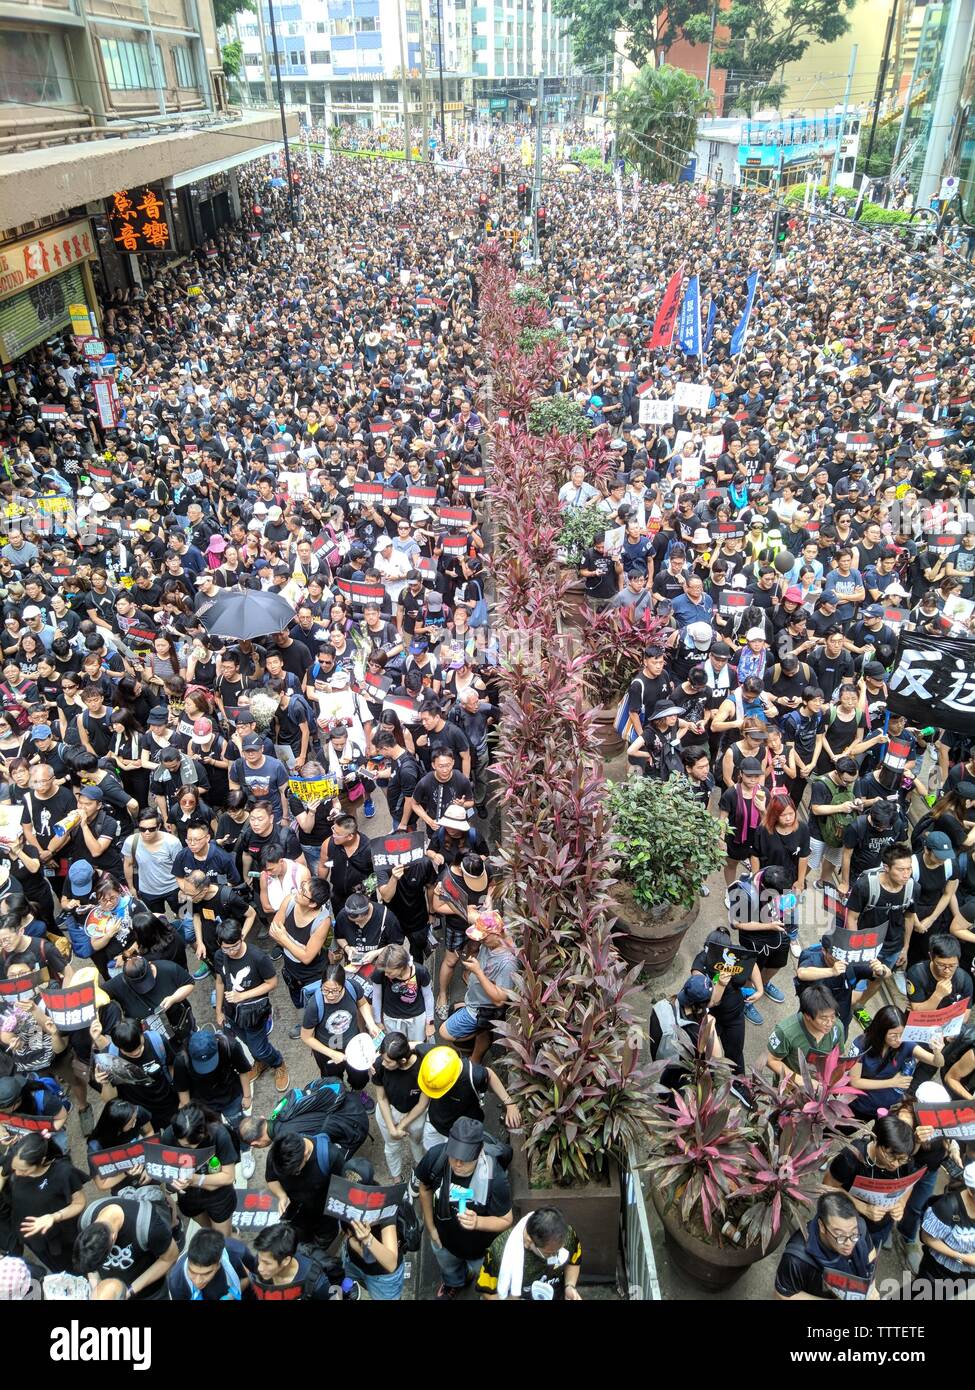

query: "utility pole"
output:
703 0 718 94
417 0 430 159
887 56 920 203
827 43 857 201
267 0 297 225
532 68 544 261
434 0 447 145
396 0 412 160
862 0 897 172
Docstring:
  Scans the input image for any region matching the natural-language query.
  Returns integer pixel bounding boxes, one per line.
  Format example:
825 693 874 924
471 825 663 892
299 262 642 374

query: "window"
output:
99 37 155 91
172 44 194 87
382 81 398 101
406 9 420 32
355 17 377 30
316 21 326 31
332 19 353 34
0 29 76 104
310 50 330 64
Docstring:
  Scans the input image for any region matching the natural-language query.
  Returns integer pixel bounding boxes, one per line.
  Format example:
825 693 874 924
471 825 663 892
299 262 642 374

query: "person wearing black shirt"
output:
332 893 404 972
213 922 288 1091
74 1195 179 1300
372 729 422 825
372 1035 432 1179
840 804 900 894
104 955 196 1044
173 1029 254 1123
775 1191 877 1300
578 534 621 607
826 1115 935 1250
320 815 374 917
66 786 125 879
690 928 765 1073
405 752 474 835
376 855 438 957
416 1117 513 1298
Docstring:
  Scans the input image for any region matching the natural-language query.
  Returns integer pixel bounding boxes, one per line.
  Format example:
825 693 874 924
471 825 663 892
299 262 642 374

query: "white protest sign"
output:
674 381 712 414
639 398 674 427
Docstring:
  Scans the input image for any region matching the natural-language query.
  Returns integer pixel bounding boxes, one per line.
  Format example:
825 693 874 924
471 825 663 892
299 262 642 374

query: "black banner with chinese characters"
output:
887 629 975 736
324 1176 406 1226
107 187 173 255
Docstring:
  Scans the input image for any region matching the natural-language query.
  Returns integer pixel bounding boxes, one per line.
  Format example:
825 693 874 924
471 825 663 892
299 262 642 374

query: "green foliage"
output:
855 120 899 179
697 0 858 111
558 504 604 566
552 0 707 69
613 65 712 184
221 38 244 77
213 0 254 30
528 394 591 439
608 776 725 911
782 182 910 225
511 284 550 309
518 327 566 354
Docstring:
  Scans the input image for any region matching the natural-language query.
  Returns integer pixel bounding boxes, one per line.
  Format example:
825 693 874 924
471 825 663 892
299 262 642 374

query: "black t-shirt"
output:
415 1144 512 1258
213 944 276 1019
828 1138 931 1234
412 770 474 824
752 824 810 889
82 1198 174 1298
372 1045 431 1112
333 902 404 959
846 872 912 954
426 1057 488 1136
20 786 75 848
9 1157 85 1270
172 1035 252 1110
416 720 470 774
774 1224 874 1299
580 547 618 599
104 960 194 1027
842 816 898 881
691 943 746 1022
374 857 437 935
372 962 431 1019
287 791 332 847
323 835 374 912
68 807 125 878
905 961 974 1008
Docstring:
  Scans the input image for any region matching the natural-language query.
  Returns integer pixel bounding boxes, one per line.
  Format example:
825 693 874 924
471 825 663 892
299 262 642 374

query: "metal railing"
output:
620 1146 661 1300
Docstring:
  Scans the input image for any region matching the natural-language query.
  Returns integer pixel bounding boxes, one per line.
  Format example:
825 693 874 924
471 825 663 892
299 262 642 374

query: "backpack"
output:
396 1186 423 1253
287 691 318 728
267 1077 370 1154
107 1030 172 1088
940 1025 975 1082
27 1072 70 1115
860 866 915 913
614 674 650 745
648 998 685 1064
818 776 857 848
81 1196 155 1249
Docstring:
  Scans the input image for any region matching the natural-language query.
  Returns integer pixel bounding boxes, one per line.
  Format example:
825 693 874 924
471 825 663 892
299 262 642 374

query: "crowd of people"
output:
0 115 975 1303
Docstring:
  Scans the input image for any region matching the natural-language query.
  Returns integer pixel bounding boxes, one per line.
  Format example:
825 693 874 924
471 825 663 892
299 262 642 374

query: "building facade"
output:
231 0 578 129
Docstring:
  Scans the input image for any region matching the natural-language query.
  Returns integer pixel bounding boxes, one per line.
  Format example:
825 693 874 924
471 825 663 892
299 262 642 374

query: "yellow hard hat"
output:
418 1045 462 1099
67 965 111 1010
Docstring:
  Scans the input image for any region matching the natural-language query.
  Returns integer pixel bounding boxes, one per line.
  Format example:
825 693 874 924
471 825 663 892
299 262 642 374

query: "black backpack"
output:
267 1076 369 1154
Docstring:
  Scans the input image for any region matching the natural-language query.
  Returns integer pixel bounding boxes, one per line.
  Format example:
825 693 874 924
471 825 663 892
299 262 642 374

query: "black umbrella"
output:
196 588 296 641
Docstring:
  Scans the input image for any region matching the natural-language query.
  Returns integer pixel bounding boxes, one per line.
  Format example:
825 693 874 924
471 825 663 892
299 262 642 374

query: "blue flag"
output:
676 275 701 357
703 298 717 353
730 271 759 357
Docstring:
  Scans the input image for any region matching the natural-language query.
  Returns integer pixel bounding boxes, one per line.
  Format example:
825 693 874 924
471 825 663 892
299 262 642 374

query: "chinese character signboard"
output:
234 1191 282 1230
142 1141 215 1183
107 187 173 255
324 1176 406 1226
888 630 975 736
41 982 96 1031
370 832 428 870
0 219 95 301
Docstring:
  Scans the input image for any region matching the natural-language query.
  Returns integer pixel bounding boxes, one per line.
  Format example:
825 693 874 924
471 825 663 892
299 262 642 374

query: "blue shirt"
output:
822 567 864 621
849 1038 916 1117
671 591 715 629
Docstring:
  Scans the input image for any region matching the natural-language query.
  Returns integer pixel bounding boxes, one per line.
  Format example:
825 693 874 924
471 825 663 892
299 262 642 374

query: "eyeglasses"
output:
822 1225 859 1247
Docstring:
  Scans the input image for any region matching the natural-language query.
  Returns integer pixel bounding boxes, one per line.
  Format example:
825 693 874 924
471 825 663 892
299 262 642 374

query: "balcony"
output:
355 29 382 47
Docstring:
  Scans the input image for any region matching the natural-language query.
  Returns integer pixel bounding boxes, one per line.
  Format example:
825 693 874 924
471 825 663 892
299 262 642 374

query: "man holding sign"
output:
775 1192 877 1300
825 1114 936 1249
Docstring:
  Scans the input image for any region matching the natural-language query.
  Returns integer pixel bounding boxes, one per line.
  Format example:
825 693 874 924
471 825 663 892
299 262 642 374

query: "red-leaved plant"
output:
645 1042 867 1252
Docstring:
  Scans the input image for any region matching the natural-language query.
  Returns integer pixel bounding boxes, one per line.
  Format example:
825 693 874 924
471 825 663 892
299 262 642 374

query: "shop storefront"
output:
0 219 99 372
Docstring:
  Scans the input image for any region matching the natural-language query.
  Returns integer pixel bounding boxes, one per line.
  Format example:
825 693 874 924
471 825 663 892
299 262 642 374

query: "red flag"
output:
647 264 685 352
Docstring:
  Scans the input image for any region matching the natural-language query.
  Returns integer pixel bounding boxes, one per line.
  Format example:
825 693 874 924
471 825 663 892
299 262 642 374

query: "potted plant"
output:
527 394 591 439
575 607 669 760
645 1044 866 1289
557 505 604 567
607 775 725 972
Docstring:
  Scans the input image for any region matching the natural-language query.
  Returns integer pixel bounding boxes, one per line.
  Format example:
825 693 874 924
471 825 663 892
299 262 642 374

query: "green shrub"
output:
528 394 590 439
608 775 726 911
511 284 549 308
558 504 604 565
518 327 566 353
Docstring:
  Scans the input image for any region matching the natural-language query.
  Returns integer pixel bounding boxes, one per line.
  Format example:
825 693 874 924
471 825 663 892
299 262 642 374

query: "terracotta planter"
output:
651 1186 780 1290
612 896 699 976
591 702 624 759
562 573 588 629
510 1133 622 1284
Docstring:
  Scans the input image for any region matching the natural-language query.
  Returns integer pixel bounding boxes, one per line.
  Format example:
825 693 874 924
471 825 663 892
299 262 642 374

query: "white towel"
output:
496 1214 532 1301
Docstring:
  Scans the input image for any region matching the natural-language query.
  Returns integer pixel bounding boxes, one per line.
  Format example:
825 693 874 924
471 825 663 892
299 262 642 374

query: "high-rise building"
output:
231 0 579 130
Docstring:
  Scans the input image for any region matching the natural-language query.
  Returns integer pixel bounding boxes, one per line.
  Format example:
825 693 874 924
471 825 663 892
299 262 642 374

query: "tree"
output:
213 0 255 31
683 0 858 111
613 64 712 184
551 0 708 70
221 38 244 77
856 119 899 180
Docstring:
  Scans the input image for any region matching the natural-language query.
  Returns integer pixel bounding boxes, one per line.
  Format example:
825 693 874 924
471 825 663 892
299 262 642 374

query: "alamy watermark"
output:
49 1321 152 1371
